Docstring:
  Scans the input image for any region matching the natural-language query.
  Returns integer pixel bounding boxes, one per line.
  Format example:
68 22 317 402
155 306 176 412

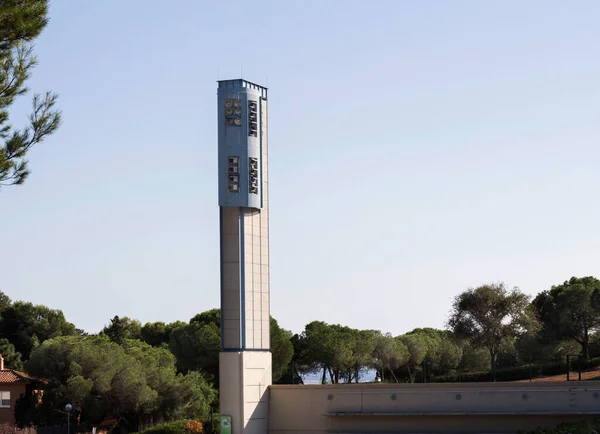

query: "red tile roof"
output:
0 369 43 384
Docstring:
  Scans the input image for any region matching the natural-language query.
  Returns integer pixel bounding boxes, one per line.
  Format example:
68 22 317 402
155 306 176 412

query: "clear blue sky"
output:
1 0 599 336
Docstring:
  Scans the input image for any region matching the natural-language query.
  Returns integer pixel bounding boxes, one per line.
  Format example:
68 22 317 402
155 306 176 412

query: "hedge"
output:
137 420 204 434
518 417 600 433
434 357 600 383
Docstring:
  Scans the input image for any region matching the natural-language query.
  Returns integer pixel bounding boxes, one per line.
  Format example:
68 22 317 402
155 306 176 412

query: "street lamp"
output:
65 404 72 434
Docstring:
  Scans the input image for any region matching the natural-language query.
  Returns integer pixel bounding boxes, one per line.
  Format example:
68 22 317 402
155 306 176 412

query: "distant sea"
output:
301 368 377 384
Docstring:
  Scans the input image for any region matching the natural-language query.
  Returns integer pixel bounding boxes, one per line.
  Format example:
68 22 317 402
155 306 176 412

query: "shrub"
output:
434 357 600 383
518 417 600 433
136 420 205 434
186 420 203 434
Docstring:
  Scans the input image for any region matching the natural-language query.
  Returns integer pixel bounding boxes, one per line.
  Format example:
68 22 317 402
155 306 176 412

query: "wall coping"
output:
270 381 600 390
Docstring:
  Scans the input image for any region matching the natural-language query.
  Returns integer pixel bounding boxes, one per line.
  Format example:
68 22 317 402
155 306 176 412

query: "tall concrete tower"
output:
217 79 271 434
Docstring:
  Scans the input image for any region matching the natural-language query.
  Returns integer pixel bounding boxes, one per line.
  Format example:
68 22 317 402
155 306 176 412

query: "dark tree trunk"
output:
328 366 335 383
582 336 590 359
293 363 304 384
490 350 497 382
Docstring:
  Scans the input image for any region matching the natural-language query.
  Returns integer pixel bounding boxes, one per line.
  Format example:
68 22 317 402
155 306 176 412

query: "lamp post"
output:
65 404 72 434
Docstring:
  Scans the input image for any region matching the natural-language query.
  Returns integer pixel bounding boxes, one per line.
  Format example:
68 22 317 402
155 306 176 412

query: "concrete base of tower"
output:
219 351 272 434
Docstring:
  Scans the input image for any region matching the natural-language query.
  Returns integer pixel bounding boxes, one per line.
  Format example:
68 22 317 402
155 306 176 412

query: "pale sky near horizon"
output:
1 1 599 336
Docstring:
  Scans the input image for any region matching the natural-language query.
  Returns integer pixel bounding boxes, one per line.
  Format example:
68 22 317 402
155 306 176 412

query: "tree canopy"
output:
168 309 294 384
101 315 143 345
3 275 600 430
0 337 23 370
0 0 61 188
533 276 600 358
447 283 540 376
24 335 215 429
0 299 77 360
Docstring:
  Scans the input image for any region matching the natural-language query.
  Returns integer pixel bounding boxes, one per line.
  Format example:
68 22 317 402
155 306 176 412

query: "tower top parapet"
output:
217 79 268 98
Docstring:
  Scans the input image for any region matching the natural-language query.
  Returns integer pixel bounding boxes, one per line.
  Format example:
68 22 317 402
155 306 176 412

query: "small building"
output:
0 355 45 426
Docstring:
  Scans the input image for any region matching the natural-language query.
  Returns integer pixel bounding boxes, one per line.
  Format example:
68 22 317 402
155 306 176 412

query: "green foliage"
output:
588 333 600 358
24 335 216 430
169 310 293 384
192 309 220 329
393 329 462 382
280 333 314 384
0 300 77 360
141 321 186 348
171 371 216 421
298 321 363 383
9 272 600 434
0 0 61 188
396 333 428 382
270 317 294 382
448 282 540 373
534 276 600 358
408 328 462 375
0 337 23 370
0 290 11 310
102 315 142 344
169 316 220 379
435 356 600 383
137 420 189 434
460 344 490 372
136 420 207 434
518 417 600 433
372 332 409 381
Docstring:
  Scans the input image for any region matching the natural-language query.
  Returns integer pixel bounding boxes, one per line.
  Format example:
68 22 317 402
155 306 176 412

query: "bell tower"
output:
217 79 271 434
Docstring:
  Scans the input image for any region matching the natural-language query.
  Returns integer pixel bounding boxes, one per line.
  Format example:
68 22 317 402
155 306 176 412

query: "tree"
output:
533 276 600 359
141 321 186 348
270 317 294 382
0 300 77 360
346 329 377 383
298 321 351 384
24 335 216 429
0 338 23 370
191 309 220 329
170 370 216 422
397 333 429 383
169 316 220 379
169 309 294 384
295 322 377 384
404 328 462 377
279 333 315 384
459 343 490 373
101 315 142 345
0 0 61 188
0 290 11 311
372 332 408 382
447 283 539 378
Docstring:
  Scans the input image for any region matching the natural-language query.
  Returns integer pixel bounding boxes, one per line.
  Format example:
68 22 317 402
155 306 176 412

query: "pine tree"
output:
0 0 61 188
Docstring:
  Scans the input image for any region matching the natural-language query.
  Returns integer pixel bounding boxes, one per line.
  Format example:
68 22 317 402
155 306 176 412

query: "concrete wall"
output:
220 352 272 434
220 205 270 350
269 382 600 434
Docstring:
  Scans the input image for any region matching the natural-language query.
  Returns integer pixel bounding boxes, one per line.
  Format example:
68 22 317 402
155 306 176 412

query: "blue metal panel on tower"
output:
217 79 267 209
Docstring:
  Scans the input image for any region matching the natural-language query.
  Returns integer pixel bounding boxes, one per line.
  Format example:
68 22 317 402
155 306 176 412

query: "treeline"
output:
3 276 600 432
286 277 600 384
0 295 293 432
